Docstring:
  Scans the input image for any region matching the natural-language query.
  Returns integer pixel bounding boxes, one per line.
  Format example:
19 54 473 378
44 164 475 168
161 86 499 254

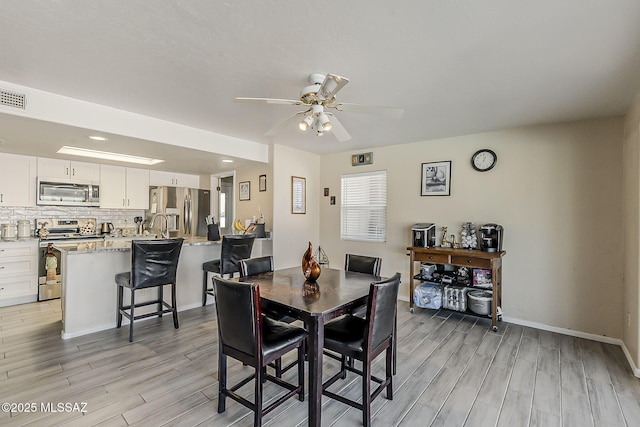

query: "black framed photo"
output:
239 181 250 201
421 161 451 196
259 174 267 192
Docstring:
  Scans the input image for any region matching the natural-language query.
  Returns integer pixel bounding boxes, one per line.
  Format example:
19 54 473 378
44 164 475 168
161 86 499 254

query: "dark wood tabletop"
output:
236 266 380 427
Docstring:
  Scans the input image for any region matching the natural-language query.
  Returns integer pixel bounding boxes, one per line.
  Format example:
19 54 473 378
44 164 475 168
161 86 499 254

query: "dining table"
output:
236 266 380 427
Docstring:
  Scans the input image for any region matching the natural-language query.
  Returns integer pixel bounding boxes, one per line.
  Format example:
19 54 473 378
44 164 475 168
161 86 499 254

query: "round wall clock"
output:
471 149 497 172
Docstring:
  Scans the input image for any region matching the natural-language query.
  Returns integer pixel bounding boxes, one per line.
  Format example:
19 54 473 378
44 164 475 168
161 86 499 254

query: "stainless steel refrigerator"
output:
148 186 211 237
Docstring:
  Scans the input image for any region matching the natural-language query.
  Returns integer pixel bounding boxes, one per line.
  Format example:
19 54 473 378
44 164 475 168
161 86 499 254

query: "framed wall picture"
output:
291 176 306 214
421 161 451 196
239 181 250 201
259 174 267 192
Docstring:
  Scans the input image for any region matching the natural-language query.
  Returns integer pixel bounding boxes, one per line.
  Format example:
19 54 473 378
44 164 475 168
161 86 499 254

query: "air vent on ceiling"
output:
0 88 26 109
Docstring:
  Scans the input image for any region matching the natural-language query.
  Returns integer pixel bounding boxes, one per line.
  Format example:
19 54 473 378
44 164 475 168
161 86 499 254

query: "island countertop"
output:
54 236 222 254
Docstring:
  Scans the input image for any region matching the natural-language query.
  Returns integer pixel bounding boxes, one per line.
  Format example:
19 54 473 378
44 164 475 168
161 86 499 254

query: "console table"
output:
407 246 506 331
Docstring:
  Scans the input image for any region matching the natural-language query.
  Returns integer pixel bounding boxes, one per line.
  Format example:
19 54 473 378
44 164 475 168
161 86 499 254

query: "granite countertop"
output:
55 236 221 254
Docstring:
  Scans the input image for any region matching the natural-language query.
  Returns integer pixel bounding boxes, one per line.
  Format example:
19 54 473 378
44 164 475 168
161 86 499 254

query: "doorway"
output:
211 172 235 236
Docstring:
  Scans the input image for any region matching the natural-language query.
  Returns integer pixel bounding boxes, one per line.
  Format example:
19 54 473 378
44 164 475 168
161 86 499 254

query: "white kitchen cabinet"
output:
37 158 100 182
0 153 37 207
149 170 200 188
100 165 149 209
0 240 38 305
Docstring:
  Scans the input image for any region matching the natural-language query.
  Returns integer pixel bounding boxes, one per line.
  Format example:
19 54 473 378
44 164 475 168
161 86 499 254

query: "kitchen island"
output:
56 236 271 339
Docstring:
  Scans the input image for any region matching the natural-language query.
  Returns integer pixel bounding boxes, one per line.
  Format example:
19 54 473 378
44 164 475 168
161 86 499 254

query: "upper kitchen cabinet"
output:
100 165 149 209
149 170 200 188
0 153 37 207
37 158 100 182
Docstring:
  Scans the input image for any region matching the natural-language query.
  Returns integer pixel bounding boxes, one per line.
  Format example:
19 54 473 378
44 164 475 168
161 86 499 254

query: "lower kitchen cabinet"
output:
0 240 38 306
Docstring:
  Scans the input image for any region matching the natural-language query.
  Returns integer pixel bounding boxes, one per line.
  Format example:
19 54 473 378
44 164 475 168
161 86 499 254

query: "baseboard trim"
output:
504 315 640 378
400 295 640 377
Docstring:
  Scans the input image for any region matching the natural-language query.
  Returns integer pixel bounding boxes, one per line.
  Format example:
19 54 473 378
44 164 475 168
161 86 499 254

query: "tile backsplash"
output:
0 206 146 236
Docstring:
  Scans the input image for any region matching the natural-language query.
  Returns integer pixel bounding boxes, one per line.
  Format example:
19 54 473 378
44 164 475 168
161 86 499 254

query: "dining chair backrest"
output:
219 234 256 275
239 256 274 277
365 272 401 351
213 276 261 357
345 253 382 277
130 238 184 289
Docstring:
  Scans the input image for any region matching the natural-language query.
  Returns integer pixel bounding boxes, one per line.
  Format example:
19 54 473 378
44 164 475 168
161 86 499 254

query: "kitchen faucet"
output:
149 213 169 238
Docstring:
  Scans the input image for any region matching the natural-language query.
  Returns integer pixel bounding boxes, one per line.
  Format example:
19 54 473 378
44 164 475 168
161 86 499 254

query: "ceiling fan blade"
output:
265 111 308 136
318 74 350 100
332 102 404 119
235 97 303 106
327 115 351 142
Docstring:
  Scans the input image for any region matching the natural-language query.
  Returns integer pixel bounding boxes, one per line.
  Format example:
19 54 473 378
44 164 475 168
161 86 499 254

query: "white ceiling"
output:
1 0 640 174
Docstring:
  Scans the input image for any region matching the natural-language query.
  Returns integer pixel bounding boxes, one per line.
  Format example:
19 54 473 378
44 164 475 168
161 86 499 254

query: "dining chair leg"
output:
393 310 397 375
116 286 123 328
129 289 135 342
362 357 372 427
202 271 208 306
217 351 227 413
171 283 179 329
158 285 163 318
297 345 305 401
340 355 348 380
255 365 263 426
386 345 394 399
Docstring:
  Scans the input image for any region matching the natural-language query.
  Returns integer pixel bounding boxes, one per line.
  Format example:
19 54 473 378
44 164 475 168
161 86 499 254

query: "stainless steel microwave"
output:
37 178 100 207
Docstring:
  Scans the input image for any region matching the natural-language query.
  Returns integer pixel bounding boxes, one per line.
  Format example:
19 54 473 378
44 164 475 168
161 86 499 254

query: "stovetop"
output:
37 217 100 241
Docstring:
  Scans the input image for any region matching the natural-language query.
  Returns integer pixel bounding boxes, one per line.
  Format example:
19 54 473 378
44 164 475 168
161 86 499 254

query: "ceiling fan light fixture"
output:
299 114 314 131
318 113 332 131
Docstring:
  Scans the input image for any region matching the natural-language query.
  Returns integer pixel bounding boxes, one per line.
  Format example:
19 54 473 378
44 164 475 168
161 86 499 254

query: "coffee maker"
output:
412 223 436 248
479 224 504 252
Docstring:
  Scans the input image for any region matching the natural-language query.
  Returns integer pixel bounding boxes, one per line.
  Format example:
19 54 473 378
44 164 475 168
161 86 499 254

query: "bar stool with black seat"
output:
115 238 184 342
202 234 255 306
240 255 299 378
321 272 401 427
213 277 307 426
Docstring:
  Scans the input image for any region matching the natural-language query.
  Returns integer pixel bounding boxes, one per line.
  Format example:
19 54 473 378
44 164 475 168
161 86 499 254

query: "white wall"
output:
272 144 320 270
623 90 640 367
320 117 624 339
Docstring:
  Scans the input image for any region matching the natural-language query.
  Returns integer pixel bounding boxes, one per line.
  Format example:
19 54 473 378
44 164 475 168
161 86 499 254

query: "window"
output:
341 170 387 242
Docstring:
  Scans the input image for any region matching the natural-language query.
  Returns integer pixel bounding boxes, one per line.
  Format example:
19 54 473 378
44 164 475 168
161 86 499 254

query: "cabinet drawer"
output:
450 256 491 269
0 257 37 278
414 253 449 264
0 275 37 298
0 244 37 258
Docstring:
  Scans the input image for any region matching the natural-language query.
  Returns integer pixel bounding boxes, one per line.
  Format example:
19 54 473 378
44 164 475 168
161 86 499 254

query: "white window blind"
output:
341 170 387 242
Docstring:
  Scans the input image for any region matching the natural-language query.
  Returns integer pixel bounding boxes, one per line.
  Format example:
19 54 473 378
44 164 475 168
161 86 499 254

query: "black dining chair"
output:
240 255 299 377
345 253 382 319
213 277 307 426
202 234 255 306
340 254 389 370
115 238 184 342
345 253 382 276
321 272 401 427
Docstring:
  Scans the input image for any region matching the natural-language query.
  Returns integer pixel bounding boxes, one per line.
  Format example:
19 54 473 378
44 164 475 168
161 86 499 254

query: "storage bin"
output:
413 282 442 309
443 285 469 312
467 290 493 316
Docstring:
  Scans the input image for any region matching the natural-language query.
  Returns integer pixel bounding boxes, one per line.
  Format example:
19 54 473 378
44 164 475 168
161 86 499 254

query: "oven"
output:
37 218 102 301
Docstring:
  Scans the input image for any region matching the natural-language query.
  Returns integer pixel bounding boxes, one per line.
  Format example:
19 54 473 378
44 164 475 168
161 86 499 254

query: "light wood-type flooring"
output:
1 299 639 426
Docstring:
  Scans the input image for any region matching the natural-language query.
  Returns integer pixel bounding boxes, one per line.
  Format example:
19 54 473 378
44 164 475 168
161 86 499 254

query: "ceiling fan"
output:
235 73 403 142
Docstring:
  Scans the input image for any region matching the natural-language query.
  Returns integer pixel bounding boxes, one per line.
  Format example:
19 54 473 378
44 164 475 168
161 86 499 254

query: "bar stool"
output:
115 238 184 342
202 234 255 306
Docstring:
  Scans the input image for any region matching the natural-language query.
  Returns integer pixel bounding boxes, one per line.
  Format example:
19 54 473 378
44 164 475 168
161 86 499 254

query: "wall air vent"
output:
0 88 26 109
